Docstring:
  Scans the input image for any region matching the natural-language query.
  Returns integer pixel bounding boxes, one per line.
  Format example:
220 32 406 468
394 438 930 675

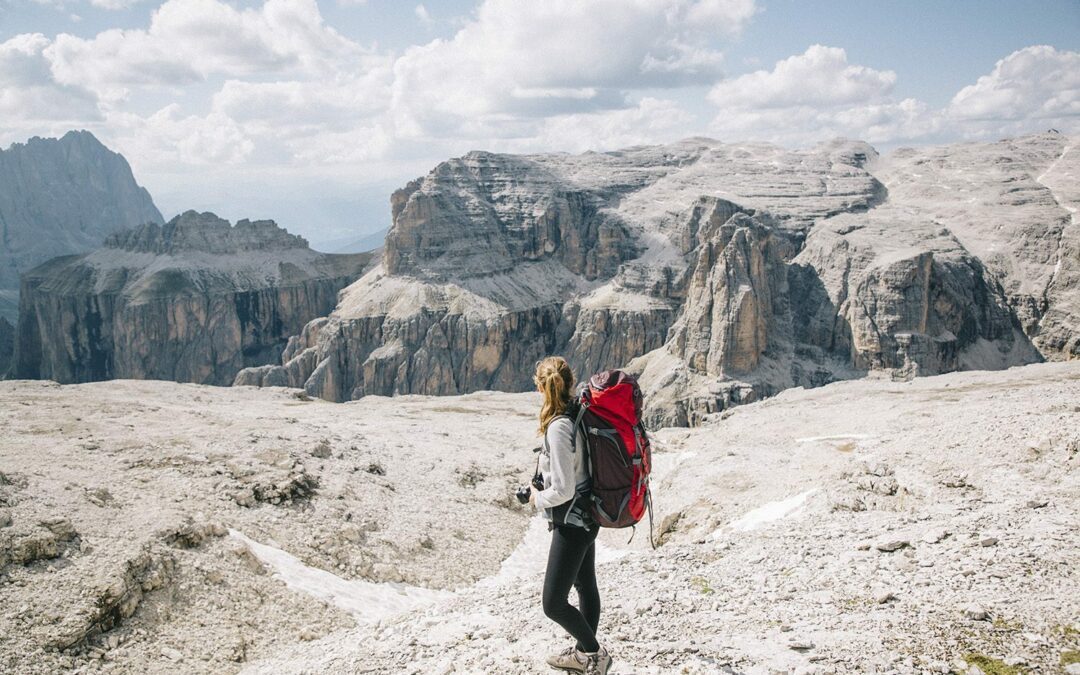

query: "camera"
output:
514 485 531 504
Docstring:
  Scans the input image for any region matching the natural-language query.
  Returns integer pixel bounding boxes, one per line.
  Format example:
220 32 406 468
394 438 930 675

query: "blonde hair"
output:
534 356 575 436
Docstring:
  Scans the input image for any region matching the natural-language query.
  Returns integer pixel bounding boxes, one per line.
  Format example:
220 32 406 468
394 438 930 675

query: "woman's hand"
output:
529 486 537 507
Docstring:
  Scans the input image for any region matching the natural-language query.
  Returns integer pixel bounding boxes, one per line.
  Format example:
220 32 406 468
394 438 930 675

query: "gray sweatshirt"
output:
534 416 589 513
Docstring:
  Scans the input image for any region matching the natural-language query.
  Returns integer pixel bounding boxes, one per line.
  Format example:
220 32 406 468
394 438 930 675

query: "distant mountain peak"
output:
104 211 310 255
0 129 164 324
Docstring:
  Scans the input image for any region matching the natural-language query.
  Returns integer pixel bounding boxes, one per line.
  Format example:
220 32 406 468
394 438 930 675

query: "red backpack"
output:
577 370 655 547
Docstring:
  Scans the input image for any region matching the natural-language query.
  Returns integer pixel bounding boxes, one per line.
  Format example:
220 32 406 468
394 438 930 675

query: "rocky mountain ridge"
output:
0 130 163 325
15 211 375 385
239 133 1076 425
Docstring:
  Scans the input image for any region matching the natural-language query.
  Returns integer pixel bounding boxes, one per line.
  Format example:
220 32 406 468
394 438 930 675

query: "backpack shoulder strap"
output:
545 405 587 453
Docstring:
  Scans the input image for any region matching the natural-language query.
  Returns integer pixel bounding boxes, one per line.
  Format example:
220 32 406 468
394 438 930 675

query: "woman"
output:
530 356 612 675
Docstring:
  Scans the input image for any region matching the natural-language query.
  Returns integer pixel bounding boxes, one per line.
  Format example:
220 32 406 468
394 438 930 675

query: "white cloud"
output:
711 98 939 146
388 0 755 141
708 45 895 109
704 45 929 145
5 0 756 171
414 4 432 26
705 44 1080 146
0 34 101 129
111 105 254 165
45 0 367 99
682 0 758 28
212 74 389 131
530 97 696 153
5 0 1076 247
89 0 147 10
947 45 1079 133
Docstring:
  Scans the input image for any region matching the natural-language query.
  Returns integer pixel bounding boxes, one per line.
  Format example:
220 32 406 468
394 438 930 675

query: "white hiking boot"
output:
581 645 612 675
546 645 586 672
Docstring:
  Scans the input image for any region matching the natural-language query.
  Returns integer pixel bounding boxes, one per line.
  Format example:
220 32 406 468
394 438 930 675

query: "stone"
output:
856 475 899 496
921 527 949 544
979 536 999 547
963 604 989 621
942 474 969 488
874 537 910 552
0 131 163 326
311 440 333 459
160 646 182 661
85 487 114 508
17 134 1078 427
232 489 256 508
0 317 13 378
15 211 375 386
244 134 1076 429
39 517 77 541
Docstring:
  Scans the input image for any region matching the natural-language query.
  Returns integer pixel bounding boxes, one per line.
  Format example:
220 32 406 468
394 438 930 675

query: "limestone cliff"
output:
872 135 1079 359
0 317 12 378
240 133 1075 425
238 140 877 399
15 211 374 385
0 131 163 324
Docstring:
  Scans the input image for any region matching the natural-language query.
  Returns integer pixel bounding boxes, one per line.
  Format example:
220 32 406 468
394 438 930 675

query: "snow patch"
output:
796 434 875 444
233 515 628 623
229 529 452 623
480 515 629 589
717 489 818 536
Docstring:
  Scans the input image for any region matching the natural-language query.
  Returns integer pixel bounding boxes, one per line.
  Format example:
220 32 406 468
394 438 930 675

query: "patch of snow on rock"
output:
724 489 818 533
230 530 452 623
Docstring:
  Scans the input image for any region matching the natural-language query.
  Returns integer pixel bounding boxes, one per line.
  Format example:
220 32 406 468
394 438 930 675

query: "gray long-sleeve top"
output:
534 416 588 512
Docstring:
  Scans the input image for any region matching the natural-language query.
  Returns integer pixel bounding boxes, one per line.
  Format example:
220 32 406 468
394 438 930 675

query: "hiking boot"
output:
545 645 586 672
581 646 611 675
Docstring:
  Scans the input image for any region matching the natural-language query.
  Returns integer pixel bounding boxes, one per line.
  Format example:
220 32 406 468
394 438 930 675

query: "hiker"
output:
530 356 612 675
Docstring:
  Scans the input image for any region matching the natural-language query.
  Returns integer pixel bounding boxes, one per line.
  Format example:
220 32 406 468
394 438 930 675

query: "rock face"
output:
0 130 163 324
15 211 374 385
244 134 1076 424
873 137 1080 356
0 316 12 378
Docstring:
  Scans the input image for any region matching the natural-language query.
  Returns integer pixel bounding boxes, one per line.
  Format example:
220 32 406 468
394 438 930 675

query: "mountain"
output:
0 130 163 325
14 211 376 385
239 133 1077 425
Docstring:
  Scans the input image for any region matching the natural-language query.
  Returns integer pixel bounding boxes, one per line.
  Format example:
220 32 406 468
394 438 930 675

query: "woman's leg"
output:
573 535 600 651
542 525 600 653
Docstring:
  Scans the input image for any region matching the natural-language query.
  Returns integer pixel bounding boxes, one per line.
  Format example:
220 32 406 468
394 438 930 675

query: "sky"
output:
1 0 1078 249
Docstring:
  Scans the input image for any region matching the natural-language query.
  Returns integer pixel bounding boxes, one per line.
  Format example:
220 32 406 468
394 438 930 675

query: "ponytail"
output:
534 356 575 436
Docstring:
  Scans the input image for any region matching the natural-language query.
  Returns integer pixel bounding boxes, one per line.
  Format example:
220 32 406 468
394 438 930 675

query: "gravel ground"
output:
2 362 1078 674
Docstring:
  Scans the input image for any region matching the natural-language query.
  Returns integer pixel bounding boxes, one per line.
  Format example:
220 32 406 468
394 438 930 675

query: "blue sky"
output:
1 0 1077 247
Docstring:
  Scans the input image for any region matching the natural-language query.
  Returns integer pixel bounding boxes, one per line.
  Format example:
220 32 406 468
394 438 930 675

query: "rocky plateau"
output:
236 133 1078 426
15 211 375 385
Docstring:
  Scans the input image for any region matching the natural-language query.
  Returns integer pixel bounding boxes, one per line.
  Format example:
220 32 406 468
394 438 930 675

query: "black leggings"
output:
542 524 601 653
